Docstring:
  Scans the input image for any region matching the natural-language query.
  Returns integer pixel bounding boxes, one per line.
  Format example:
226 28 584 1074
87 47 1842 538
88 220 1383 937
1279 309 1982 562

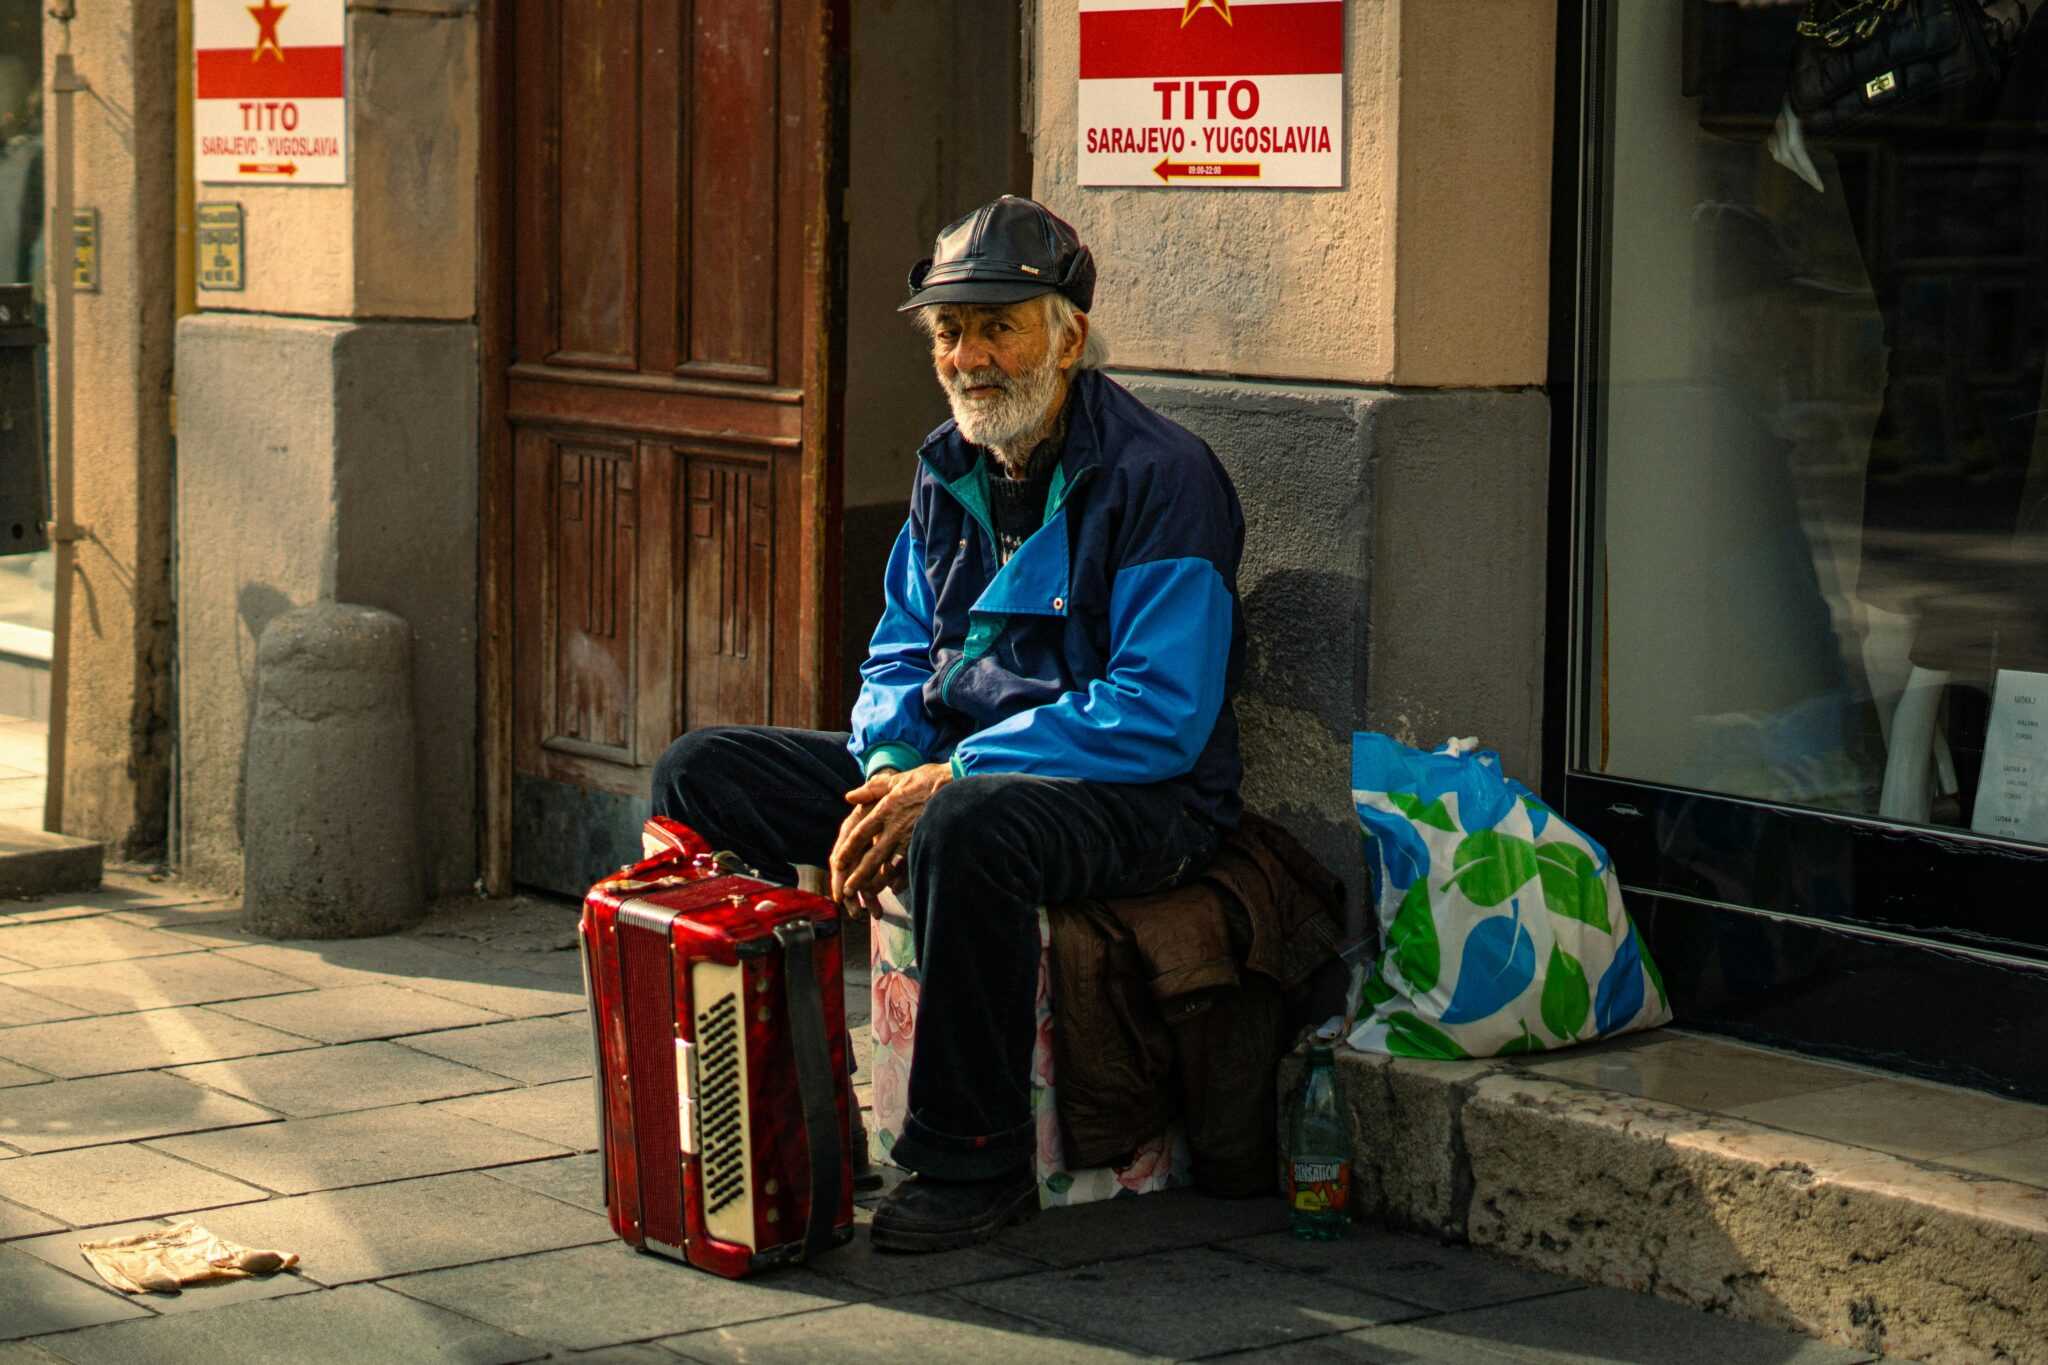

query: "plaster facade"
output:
48 0 179 860
194 7 478 320
1388 0 1557 388
1032 0 1554 387
1034 0 1399 383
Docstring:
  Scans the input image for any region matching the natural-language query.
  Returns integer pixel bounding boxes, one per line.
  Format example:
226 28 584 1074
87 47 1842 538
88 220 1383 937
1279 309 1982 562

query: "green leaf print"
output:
878 1130 895 1153
1500 1020 1545 1055
1386 878 1441 993
1639 926 1670 1014
1539 943 1590 1042
1443 831 1540 907
1388 790 1457 833
1385 1011 1469 1061
1361 964 1397 1010
1044 1171 1074 1195
1535 843 1611 933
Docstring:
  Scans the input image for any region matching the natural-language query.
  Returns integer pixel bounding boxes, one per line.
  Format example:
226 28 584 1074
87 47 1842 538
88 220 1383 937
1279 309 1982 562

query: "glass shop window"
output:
1580 0 2048 845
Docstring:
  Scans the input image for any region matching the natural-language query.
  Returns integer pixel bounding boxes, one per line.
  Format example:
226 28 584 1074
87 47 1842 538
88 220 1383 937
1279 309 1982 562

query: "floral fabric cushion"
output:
868 892 1188 1207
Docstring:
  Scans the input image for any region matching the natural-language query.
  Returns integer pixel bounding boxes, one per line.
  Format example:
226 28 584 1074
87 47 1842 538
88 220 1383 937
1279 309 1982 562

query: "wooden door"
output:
485 0 845 894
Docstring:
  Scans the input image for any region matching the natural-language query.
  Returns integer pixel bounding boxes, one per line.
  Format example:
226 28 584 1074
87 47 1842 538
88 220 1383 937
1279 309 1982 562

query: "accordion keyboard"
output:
691 961 754 1248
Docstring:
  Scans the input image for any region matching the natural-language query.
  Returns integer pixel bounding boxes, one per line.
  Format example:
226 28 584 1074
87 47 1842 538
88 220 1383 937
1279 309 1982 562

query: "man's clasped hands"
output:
827 763 954 914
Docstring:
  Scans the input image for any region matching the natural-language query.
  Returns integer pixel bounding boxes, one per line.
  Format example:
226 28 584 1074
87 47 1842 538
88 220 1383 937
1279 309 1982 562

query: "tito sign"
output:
1077 0 1344 188
195 0 347 185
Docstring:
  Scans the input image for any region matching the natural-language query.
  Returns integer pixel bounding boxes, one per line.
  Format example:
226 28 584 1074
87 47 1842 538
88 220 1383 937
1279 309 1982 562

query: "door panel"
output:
551 439 637 759
688 4 780 376
554 2 640 368
512 428 672 799
682 457 775 733
497 0 841 893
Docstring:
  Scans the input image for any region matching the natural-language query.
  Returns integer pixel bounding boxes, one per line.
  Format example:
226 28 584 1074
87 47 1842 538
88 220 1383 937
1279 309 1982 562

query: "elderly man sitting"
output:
653 195 1246 1252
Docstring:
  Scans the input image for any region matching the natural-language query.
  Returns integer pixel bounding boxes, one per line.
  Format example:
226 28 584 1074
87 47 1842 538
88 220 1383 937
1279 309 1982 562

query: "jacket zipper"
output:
925 460 1097 710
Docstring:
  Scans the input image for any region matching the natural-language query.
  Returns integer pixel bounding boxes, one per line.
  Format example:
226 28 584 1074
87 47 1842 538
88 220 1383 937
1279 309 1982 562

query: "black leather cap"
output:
899 196 1096 313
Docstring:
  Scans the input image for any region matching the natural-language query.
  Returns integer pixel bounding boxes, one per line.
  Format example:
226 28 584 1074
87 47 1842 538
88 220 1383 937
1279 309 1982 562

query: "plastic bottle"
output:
1287 1041 1352 1240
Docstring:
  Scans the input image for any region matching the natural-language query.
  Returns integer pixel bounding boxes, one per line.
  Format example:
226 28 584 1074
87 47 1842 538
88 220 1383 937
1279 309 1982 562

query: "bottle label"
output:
1289 1158 1350 1216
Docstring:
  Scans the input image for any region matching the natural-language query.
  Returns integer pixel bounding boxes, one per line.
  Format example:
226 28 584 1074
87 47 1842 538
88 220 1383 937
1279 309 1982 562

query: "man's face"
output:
926 298 1078 453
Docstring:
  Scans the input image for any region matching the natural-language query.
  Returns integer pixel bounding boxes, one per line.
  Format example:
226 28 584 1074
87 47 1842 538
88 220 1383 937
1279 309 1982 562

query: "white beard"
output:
941 342 1065 460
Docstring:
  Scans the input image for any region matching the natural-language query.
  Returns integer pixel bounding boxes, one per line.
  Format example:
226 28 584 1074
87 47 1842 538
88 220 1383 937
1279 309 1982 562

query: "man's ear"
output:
1059 311 1089 371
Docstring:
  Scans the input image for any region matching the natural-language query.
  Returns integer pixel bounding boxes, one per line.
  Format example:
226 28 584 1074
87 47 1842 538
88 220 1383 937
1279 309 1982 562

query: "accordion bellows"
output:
580 818 855 1278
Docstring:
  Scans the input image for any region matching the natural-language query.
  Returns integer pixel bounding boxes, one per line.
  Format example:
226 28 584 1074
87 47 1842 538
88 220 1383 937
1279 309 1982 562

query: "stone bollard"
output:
243 603 424 939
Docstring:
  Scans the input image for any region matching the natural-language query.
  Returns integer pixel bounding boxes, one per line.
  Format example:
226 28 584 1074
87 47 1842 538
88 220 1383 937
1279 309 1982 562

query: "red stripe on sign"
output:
1079 3 1342 79
195 47 346 100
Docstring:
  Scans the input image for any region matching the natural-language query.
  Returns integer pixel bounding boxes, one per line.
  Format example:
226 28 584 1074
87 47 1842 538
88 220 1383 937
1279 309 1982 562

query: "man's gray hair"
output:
913 295 1110 371
1044 293 1110 371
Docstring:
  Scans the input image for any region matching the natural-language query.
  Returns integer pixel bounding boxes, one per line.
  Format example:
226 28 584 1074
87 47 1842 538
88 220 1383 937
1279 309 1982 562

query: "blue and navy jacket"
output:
848 369 1246 826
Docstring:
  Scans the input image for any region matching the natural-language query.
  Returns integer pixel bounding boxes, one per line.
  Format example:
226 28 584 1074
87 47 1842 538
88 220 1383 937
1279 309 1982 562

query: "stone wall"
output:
1118 377 1548 906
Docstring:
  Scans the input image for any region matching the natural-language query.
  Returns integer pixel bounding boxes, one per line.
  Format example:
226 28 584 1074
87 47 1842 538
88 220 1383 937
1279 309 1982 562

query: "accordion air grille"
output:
697 991 746 1214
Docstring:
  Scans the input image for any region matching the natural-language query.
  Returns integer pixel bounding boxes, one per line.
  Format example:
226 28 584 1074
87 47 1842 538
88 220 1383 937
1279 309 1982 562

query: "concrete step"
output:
0 826 104 897
1309 1031 2048 1364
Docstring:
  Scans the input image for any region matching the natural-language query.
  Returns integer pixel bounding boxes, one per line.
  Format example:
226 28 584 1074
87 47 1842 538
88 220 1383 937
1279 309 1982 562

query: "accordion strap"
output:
774 918 841 1261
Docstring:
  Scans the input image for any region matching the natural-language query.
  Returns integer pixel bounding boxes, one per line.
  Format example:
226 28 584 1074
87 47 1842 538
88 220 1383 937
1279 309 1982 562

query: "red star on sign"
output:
249 0 288 62
1181 0 1232 26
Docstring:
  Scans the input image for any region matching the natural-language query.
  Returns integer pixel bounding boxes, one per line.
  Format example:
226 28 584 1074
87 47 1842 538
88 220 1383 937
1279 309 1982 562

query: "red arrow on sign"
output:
238 161 300 177
1152 158 1260 182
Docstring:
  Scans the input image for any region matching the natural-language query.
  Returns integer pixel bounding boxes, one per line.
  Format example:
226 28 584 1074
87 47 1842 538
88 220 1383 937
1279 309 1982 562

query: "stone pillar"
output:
174 2 480 896
1033 0 1557 913
243 603 423 938
46 2 179 859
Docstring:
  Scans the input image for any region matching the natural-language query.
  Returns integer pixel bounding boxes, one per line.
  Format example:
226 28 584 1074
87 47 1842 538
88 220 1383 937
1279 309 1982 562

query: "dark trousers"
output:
651 725 1219 1180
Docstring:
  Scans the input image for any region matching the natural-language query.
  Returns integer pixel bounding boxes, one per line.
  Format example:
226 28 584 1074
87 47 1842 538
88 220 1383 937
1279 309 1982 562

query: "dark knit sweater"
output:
987 410 1068 564
989 462 1054 565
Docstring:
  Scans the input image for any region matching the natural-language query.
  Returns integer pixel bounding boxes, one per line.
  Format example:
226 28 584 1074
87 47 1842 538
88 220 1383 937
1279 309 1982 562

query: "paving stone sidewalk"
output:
0 876 1882 1364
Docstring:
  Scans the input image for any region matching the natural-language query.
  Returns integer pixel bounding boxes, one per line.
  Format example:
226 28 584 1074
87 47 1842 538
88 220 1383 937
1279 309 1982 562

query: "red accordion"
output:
579 817 855 1278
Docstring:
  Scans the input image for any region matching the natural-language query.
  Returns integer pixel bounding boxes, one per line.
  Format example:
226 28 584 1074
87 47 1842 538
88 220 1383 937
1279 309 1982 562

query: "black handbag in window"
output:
1788 0 2027 138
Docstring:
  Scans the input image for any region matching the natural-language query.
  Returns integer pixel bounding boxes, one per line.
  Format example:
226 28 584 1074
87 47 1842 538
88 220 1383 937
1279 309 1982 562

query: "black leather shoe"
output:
869 1170 1037 1253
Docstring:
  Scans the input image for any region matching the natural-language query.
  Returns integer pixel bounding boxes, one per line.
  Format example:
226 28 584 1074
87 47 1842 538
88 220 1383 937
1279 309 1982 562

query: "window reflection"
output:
1588 0 2048 845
